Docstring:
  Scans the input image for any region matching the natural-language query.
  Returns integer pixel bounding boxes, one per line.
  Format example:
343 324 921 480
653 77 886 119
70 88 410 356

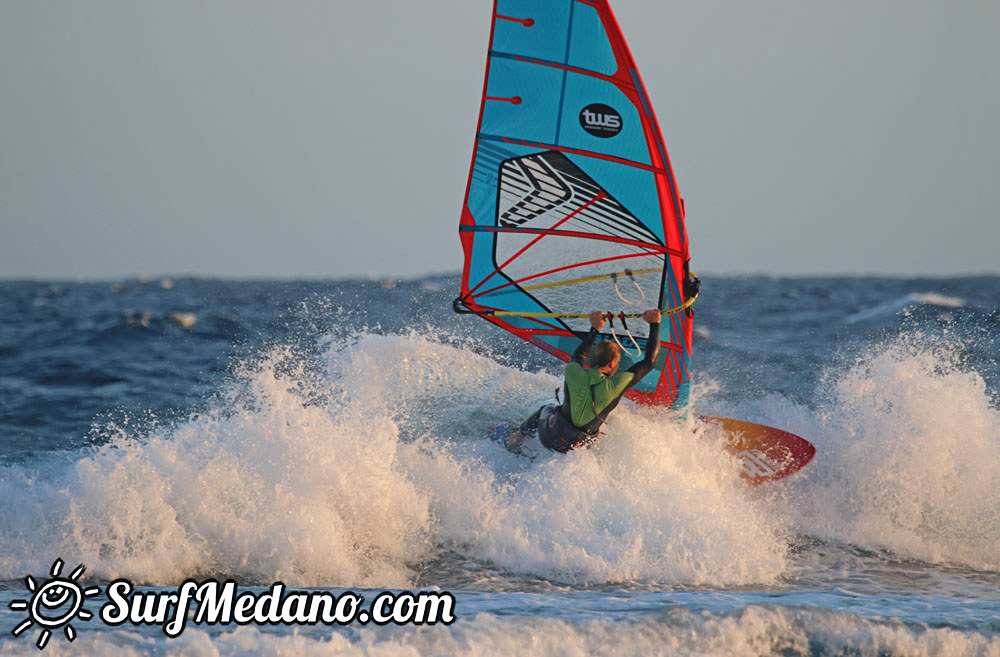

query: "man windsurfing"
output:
512 309 661 452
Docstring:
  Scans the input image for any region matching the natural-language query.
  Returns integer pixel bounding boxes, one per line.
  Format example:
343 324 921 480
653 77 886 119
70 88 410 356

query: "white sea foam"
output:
715 332 1000 570
167 312 197 328
594 324 1000 575
2 327 996 590
324 332 788 586
0 344 433 587
1 606 997 657
0 332 787 588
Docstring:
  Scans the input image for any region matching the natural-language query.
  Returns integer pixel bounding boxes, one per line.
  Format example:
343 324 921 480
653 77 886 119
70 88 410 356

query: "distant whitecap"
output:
845 292 964 324
168 312 197 329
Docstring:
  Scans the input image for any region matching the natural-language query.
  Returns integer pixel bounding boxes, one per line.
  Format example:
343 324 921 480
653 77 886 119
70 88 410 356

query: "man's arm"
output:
625 310 661 386
571 311 607 364
600 310 663 399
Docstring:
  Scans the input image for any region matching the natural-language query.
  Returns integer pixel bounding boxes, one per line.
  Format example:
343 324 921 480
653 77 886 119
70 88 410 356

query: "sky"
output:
1 0 998 280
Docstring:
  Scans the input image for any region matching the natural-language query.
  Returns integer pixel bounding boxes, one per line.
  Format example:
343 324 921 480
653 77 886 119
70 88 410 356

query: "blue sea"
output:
1 274 999 656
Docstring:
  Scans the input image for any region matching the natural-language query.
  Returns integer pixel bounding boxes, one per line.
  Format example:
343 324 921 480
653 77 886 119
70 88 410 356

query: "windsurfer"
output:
513 309 661 452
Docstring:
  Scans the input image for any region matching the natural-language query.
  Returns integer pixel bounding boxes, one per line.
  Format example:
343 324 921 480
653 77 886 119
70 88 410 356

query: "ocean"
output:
1 274 998 656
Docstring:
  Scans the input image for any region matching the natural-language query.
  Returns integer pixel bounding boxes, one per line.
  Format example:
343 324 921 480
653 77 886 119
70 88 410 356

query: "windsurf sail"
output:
455 0 697 407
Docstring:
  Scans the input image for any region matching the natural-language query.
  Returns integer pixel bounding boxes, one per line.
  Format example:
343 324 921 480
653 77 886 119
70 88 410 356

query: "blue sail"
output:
456 0 694 407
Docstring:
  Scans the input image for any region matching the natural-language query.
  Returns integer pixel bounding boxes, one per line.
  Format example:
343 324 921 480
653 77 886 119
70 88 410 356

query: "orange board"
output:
698 416 816 485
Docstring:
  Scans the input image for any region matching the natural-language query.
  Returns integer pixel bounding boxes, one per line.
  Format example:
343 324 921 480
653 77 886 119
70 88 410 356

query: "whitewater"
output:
1 275 998 656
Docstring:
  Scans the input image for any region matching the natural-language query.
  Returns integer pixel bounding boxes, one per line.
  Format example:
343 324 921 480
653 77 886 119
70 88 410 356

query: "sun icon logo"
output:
8 559 102 650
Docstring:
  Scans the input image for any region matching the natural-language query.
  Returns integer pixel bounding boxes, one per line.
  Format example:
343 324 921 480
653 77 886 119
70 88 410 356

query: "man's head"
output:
589 340 621 374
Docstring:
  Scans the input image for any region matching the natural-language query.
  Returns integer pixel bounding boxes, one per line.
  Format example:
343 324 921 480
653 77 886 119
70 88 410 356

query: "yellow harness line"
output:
493 288 698 319
519 266 661 291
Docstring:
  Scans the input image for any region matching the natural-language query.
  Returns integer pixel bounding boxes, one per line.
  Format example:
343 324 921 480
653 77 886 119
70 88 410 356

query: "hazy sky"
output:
2 0 998 279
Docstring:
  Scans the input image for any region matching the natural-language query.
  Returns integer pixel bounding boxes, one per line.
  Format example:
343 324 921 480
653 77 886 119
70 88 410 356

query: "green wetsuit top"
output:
561 321 661 432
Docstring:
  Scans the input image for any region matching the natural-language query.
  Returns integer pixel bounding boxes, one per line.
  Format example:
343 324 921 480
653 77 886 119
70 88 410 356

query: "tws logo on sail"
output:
579 103 623 138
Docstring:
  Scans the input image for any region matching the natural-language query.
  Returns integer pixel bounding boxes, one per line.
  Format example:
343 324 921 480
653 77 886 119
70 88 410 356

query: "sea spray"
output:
793 332 1000 568
325 332 791 586
1 332 793 588
0 345 434 587
25 325 998 588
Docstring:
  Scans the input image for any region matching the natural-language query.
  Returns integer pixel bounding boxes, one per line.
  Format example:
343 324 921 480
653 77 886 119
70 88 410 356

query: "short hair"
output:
589 340 620 368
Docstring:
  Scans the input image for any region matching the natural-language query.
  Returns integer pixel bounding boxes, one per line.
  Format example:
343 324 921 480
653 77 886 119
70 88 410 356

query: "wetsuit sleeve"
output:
597 322 662 404
571 328 600 364
624 321 661 388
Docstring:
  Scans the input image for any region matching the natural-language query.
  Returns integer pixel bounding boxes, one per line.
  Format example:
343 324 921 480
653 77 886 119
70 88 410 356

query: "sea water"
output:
1 275 998 656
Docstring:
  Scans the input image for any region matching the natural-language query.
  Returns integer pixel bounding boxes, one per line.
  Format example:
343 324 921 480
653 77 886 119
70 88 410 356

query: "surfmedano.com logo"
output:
9 559 456 650
579 103 623 138
9 559 101 649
